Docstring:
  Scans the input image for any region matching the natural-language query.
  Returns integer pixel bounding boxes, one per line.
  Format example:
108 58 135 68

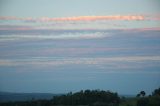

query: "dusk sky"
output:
0 0 160 95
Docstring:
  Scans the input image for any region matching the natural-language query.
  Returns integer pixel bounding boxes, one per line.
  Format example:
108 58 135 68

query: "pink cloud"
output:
49 15 145 21
122 27 160 32
0 16 34 21
145 14 160 21
0 15 145 22
0 25 34 30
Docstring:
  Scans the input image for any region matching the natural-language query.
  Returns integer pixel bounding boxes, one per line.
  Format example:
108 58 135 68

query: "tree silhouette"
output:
1 88 160 106
140 91 146 97
52 89 120 105
152 88 160 96
137 91 146 97
136 93 141 97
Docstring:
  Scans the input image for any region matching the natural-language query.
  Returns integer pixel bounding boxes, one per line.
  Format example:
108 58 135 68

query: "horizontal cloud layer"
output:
0 56 160 68
0 56 160 74
1 14 160 30
0 28 160 42
40 15 145 21
0 32 108 41
0 15 145 22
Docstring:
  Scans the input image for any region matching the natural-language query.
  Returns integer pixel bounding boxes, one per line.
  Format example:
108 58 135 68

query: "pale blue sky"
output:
0 0 160 95
1 0 160 17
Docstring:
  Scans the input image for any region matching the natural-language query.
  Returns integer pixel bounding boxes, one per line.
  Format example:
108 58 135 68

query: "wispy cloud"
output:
0 16 34 22
1 15 160 30
0 56 160 70
0 28 160 42
0 32 108 41
0 25 33 30
145 14 160 21
122 27 160 31
39 15 145 21
0 15 145 22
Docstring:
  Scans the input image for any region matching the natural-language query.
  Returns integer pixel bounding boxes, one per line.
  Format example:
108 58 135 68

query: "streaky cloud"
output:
40 15 145 21
1 15 159 30
0 32 108 41
0 25 34 30
0 15 145 22
0 56 160 67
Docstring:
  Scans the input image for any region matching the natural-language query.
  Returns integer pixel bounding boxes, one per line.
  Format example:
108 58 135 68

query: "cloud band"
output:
0 15 145 22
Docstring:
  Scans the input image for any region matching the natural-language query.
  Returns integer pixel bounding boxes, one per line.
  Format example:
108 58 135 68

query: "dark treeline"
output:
0 90 119 106
0 88 160 106
53 90 120 106
136 88 160 106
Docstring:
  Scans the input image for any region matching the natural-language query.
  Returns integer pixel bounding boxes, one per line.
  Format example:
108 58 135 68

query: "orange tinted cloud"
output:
0 16 33 21
50 15 145 21
0 15 145 22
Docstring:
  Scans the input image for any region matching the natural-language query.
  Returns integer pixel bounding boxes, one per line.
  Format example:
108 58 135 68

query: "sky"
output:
0 0 160 95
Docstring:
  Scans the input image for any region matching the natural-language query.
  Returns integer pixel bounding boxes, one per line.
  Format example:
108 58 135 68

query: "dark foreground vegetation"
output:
0 88 160 106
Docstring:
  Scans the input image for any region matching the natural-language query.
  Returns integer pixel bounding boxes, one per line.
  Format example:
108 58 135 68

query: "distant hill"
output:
0 92 60 102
